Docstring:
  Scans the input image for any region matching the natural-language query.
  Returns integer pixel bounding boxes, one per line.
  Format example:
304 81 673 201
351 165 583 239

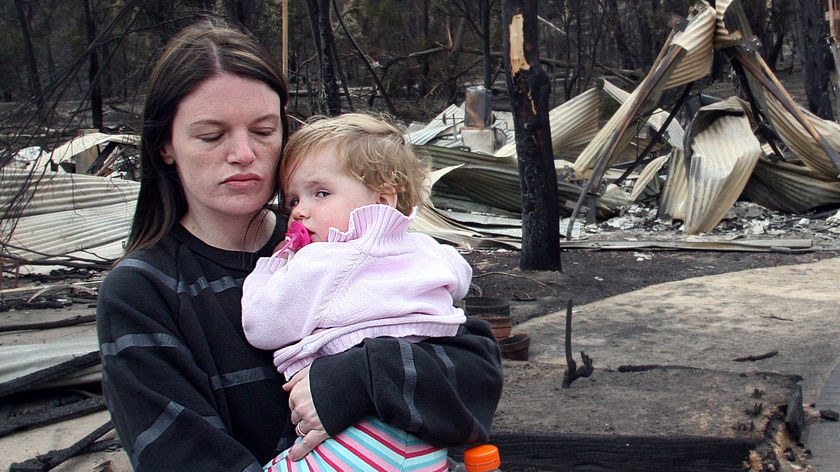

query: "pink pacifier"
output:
277 220 311 254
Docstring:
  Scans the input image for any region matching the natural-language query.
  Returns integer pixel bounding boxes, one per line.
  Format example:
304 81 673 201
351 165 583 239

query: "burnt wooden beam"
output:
0 314 96 333
0 396 105 438
0 351 101 399
733 350 779 362
9 420 113 471
562 299 593 387
491 364 804 471
449 434 756 472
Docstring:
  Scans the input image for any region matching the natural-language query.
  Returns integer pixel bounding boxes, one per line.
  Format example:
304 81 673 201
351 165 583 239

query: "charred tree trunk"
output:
481 0 492 88
636 3 655 70
446 17 467 105
304 0 341 115
223 0 264 32
502 0 561 271
797 0 833 119
14 0 43 111
332 0 396 115
605 0 637 70
420 0 431 96
319 0 341 115
83 0 103 131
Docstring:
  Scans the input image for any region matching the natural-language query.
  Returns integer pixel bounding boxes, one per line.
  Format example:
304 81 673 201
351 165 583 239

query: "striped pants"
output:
264 416 449 472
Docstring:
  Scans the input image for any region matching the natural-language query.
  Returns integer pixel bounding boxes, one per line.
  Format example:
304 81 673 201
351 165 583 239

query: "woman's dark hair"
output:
125 20 289 254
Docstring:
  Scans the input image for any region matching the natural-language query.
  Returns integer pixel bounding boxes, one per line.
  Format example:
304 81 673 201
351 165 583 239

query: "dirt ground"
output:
4 216 840 471
459 239 840 471
464 245 839 326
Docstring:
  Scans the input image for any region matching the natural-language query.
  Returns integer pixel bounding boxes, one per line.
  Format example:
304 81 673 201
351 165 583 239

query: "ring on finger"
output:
295 422 305 437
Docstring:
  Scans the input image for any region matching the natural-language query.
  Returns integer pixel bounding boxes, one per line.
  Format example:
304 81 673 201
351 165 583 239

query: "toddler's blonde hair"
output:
281 113 429 216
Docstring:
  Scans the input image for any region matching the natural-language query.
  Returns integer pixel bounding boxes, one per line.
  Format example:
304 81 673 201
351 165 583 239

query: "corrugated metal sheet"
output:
35 133 140 170
1 170 138 217
494 86 601 161
712 0 743 50
764 94 840 180
0 337 99 387
1 170 138 266
422 143 630 217
572 2 716 179
630 154 670 201
602 80 686 151
657 149 688 221
665 1 717 89
406 123 454 146
684 99 762 233
571 87 641 179
406 104 462 146
744 158 840 214
659 148 690 221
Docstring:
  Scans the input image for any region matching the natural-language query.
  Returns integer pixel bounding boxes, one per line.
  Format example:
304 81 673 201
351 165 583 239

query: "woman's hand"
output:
283 365 329 461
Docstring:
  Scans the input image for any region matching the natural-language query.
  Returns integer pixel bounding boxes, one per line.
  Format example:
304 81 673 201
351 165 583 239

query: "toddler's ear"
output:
378 186 398 207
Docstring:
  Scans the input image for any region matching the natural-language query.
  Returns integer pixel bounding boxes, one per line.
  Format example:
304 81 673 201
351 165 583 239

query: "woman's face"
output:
162 72 283 227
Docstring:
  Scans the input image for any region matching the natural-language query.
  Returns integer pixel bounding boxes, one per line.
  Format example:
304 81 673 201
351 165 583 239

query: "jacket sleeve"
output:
241 254 302 350
97 265 267 472
308 316 503 446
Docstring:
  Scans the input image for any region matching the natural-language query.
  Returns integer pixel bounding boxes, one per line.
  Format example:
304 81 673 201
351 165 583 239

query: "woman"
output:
96 20 503 472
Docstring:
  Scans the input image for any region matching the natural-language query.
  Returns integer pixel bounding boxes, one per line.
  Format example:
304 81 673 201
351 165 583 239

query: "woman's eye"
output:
254 128 276 137
198 133 222 142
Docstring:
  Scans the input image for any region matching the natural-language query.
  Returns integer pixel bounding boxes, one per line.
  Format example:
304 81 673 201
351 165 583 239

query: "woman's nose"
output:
228 132 256 164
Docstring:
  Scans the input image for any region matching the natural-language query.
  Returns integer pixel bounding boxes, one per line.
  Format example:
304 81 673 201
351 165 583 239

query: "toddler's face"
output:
283 145 381 242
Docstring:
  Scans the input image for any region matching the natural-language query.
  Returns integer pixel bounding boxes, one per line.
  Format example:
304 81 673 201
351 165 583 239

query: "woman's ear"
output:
161 144 175 165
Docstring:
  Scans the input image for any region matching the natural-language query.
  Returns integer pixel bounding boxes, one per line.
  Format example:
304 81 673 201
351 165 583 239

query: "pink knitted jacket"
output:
241 204 471 379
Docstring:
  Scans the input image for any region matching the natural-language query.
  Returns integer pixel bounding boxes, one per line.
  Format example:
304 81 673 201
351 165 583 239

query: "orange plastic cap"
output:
464 444 501 472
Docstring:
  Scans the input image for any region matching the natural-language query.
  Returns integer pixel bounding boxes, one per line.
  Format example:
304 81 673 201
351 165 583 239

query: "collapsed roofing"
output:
2 0 840 273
